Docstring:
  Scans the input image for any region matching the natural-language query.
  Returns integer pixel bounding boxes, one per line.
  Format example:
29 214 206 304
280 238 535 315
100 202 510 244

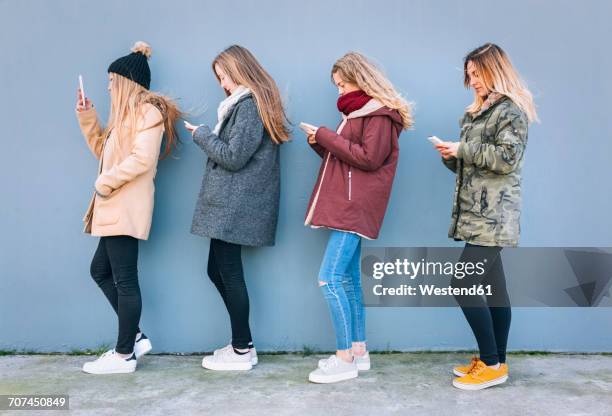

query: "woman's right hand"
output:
76 88 92 112
184 121 204 137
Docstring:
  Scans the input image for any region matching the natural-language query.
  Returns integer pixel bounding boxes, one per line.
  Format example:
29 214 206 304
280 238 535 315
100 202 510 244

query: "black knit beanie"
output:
107 41 152 89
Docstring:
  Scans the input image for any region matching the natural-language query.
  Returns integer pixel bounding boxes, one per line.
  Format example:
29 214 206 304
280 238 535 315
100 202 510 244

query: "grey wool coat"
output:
191 94 280 247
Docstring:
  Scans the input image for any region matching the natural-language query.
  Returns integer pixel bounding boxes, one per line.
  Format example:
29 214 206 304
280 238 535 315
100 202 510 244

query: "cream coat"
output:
76 104 164 240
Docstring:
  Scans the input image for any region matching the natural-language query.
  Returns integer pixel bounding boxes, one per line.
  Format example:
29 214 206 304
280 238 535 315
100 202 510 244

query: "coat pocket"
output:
94 195 120 226
202 169 231 206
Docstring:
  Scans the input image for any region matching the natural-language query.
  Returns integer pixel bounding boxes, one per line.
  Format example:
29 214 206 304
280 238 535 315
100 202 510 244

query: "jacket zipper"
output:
348 168 352 201
452 123 473 236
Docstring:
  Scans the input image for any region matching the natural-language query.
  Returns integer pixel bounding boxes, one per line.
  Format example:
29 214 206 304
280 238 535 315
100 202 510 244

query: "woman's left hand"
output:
300 123 318 144
435 141 460 159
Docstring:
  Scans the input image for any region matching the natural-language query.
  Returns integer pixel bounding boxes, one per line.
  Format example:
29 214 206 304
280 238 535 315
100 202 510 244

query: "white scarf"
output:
213 85 252 135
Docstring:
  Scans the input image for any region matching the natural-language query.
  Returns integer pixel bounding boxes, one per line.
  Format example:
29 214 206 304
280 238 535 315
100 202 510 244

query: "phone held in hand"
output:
78 74 86 108
184 121 199 131
299 122 317 133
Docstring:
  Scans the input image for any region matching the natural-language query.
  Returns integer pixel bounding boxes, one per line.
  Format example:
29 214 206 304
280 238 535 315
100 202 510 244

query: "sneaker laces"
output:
467 360 487 377
466 356 479 372
100 349 115 359
218 345 250 360
218 346 236 359
320 355 338 369
215 344 233 355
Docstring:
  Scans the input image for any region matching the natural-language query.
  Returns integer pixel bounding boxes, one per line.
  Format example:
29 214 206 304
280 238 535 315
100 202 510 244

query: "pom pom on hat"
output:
131 41 152 59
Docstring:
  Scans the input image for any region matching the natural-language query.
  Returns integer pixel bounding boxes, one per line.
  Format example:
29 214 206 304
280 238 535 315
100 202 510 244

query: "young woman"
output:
185 45 289 371
302 52 413 383
435 43 538 390
75 41 180 374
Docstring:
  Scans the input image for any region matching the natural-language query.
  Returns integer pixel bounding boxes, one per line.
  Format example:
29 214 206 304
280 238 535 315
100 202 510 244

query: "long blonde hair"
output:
212 45 290 144
103 42 182 159
331 52 413 130
464 43 539 123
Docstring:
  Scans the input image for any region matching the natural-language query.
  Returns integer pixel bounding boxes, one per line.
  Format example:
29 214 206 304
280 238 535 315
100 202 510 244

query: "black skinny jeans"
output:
90 235 141 354
451 243 511 365
207 239 252 349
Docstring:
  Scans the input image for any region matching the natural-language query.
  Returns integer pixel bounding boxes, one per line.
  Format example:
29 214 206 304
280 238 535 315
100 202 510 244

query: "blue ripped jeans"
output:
318 230 366 350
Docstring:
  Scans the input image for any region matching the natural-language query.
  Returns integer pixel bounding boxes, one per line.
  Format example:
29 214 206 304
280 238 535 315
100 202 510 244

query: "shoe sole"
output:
134 339 152 359
202 360 252 371
309 370 358 384
82 366 136 375
318 359 369 371
452 374 508 390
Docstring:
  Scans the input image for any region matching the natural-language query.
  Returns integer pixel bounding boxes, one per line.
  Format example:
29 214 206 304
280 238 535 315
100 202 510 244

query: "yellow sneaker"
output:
453 357 508 377
452 360 508 390
453 356 479 377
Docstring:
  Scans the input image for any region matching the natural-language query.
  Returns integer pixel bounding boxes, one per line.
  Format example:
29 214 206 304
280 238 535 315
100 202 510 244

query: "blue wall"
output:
2 0 611 353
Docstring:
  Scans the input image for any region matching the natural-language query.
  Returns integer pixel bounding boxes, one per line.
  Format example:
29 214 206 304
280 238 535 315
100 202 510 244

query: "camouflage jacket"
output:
442 94 529 247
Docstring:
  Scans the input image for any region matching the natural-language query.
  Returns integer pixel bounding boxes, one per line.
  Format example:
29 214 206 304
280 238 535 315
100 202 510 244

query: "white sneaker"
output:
214 343 257 366
355 352 370 371
82 349 137 374
202 346 253 371
134 333 152 359
309 355 358 384
318 352 370 371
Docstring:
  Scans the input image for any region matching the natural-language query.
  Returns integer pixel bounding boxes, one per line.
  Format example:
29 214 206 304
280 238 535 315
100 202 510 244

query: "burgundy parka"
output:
304 99 403 239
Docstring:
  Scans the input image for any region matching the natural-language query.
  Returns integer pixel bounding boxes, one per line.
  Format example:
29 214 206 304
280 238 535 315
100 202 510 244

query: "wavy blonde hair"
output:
331 52 413 130
213 45 290 144
103 42 182 159
464 43 539 123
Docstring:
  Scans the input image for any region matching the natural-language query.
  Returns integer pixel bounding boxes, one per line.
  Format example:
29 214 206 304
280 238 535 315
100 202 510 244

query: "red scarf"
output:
337 90 371 115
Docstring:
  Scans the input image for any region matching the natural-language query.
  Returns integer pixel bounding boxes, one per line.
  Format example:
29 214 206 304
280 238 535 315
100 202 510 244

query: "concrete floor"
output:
1 353 611 416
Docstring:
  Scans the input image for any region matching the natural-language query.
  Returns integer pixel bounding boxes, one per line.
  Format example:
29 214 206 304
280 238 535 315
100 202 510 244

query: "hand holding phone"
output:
184 121 202 135
300 121 318 136
428 135 443 146
76 75 92 112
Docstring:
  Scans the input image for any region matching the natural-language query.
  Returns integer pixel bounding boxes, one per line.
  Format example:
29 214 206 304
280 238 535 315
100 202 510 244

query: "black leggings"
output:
452 243 511 365
90 236 141 354
207 239 252 349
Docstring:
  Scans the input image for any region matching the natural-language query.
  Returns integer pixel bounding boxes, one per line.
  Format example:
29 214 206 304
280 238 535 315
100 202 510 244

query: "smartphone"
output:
427 135 443 145
184 121 199 130
78 75 86 107
299 122 317 132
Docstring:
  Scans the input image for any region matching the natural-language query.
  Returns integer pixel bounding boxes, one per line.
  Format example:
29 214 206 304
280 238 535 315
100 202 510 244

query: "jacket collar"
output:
344 98 384 120
214 87 253 135
472 92 506 119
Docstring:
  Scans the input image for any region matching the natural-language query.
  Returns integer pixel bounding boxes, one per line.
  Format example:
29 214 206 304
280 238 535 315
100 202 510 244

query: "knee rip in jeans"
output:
319 271 349 286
